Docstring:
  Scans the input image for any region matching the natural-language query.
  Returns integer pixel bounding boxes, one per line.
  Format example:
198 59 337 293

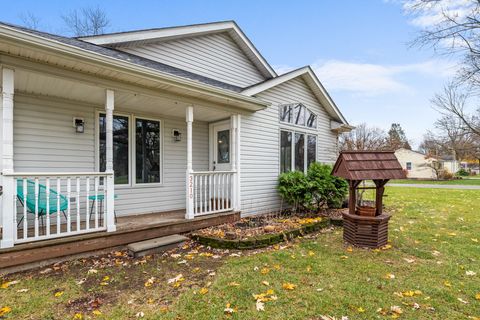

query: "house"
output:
394 148 438 179
0 21 351 267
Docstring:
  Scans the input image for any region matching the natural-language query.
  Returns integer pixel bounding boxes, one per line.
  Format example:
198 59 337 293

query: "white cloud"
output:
307 59 457 96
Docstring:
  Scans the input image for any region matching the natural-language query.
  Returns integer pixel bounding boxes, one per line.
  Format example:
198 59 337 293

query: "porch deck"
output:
0 210 239 271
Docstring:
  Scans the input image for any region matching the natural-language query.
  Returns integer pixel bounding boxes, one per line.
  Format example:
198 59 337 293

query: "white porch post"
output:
1 67 15 248
105 89 116 232
235 115 241 211
185 106 194 219
230 115 238 211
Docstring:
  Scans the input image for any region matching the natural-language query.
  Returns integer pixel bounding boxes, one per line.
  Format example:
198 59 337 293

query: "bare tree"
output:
339 123 388 151
19 11 41 30
432 83 480 137
62 6 110 36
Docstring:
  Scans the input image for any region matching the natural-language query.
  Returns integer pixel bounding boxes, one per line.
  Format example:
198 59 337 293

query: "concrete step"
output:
127 234 189 258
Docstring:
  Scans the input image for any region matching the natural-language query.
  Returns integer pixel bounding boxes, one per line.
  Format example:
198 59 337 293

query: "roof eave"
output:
0 24 270 112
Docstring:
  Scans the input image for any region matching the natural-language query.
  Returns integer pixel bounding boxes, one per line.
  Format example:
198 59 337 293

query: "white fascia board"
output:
242 66 349 125
80 21 277 79
0 25 269 111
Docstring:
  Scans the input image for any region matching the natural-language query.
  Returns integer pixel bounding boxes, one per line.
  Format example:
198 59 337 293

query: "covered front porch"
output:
0 56 252 250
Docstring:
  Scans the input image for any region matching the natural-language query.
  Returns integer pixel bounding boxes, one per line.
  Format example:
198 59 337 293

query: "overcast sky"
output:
0 0 462 148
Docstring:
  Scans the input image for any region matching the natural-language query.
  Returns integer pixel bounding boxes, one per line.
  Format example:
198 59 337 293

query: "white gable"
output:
118 32 266 87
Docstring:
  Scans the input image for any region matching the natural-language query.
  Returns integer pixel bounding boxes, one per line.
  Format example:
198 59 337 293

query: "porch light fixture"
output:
172 129 182 142
73 117 85 133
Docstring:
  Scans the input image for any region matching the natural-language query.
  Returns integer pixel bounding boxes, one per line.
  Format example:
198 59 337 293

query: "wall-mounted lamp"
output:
172 129 182 142
73 117 85 133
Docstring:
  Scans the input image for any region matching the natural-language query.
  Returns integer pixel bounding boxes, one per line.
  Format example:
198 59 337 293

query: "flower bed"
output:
191 215 333 250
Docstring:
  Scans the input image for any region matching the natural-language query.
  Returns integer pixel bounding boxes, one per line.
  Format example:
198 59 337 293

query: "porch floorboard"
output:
0 210 239 271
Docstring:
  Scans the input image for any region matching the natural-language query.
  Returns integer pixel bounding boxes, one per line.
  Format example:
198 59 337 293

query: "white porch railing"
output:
192 171 235 216
1 172 114 247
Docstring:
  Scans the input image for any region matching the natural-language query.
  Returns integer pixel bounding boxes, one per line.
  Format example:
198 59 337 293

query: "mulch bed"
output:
191 209 343 249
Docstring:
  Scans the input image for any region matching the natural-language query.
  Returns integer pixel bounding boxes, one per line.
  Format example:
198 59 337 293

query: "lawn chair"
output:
16 179 68 231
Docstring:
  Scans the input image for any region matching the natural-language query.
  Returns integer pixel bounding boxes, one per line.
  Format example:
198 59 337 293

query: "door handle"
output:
213 161 216 171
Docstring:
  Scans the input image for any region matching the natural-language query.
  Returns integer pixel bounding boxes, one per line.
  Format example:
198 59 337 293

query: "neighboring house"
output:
0 20 351 262
394 148 438 179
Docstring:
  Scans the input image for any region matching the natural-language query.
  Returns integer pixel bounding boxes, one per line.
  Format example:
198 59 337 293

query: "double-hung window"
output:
279 103 318 174
98 113 162 185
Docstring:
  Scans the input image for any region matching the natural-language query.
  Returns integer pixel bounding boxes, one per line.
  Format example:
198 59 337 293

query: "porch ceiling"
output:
13 69 233 122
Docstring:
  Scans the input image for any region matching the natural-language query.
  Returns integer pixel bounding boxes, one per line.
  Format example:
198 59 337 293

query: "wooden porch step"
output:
127 234 189 258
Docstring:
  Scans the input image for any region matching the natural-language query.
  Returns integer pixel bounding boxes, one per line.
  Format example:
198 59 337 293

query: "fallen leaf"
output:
458 297 469 304
144 277 155 287
403 258 415 263
92 310 102 316
260 267 270 275
346 247 353 253
357 307 365 313
167 274 184 285
391 305 403 314
199 287 209 295
282 283 296 290
224 303 236 315
256 300 265 311
444 280 452 287
466 271 477 276
308 250 315 256
476 293 480 300
73 313 83 319
54 291 64 297
16 288 29 293
0 306 12 317
87 269 98 275
1 280 19 289
135 311 145 318
385 273 396 280
228 282 240 287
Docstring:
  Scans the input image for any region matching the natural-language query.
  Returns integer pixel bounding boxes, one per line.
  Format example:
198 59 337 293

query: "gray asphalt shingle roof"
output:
0 21 243 92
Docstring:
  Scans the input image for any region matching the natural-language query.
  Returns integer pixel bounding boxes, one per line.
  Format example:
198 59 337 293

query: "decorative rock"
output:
264 225 276 233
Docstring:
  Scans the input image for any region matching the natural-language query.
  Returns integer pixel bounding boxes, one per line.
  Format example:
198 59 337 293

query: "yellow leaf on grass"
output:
308 250 315 256
73 313 83 319
282 283 296 290
346 247 353 253
357 307 365 313
475 293 480 300
273 264 281 270
444 280 452 287
114 251 123 257
199 287 209 295
340 255 348 259
102 276 110 281
472 238 479 243
385 273 395 280
92 310 102 316
262 281 270 286
306 266 312 272
0 306 12 317
261 268 270 275
54 291 64 297
1 280 19 289
228 282 240 287
144 277 155 287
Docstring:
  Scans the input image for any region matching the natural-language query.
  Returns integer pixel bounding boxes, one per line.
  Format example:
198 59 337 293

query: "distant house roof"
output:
0 21 243 92
332 151 407 181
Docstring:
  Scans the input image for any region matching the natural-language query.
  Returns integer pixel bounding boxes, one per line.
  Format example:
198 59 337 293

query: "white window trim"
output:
133 115 164 187
278 103 319 130
279 129 317 174
95 110 164 188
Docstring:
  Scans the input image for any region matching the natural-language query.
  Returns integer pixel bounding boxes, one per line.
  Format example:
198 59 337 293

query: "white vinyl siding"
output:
13 95 209 216
120 32 266 87
240 77 339 215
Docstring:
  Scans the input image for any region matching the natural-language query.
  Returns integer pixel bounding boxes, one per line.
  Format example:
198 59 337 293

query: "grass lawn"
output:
389 178 480 186
1 187 480 319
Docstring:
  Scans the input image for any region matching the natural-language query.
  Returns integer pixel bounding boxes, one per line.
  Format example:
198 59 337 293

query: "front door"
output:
210 121 231 171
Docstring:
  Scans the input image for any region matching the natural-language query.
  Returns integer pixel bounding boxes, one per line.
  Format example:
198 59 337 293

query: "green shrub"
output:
277 170 311 212
277 163 348 212
456 168 469 177
307 163 348 210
